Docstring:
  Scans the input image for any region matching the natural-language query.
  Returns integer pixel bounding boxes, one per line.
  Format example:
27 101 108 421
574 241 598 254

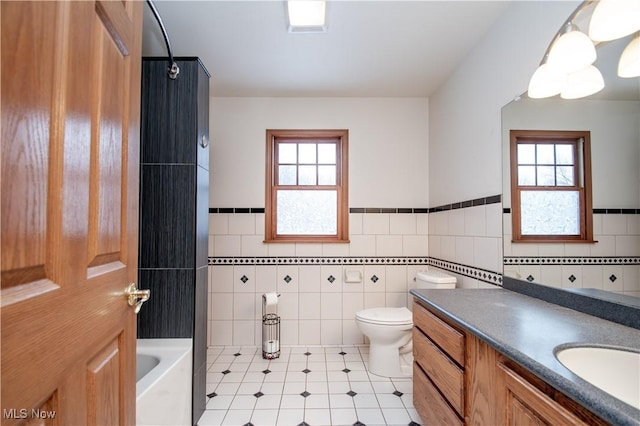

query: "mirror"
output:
502 33 640 299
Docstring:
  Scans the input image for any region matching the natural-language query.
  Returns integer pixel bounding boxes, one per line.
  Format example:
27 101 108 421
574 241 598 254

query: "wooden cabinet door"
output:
1 1 142 424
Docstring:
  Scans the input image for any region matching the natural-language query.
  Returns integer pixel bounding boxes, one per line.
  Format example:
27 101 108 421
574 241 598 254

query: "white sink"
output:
555 346 640 409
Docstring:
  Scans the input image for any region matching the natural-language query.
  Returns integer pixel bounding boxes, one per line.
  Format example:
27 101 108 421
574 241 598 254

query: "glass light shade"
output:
528 63 567 98
588 0 640 42
618 34 640 78
547 28 597 74
287 1 326 30
560 65 605 99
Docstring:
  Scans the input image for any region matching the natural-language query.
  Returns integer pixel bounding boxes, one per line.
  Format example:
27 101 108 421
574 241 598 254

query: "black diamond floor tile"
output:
253 391 264 398
300 391 311 398
353 422 366 426
262 369 271 374
408 422 421 426
342 368 351 373
393 390 404 397
339 351 347 355
243 423 254 426
346 390 357 397
234 352 242 356
206 392 217 398
297 423 310 426
221 369 231 375
304 352 312 356
302 368 311 374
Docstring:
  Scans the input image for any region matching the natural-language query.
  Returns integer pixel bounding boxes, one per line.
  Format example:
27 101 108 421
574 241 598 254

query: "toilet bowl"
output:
355 269 457 378
355 307 413 377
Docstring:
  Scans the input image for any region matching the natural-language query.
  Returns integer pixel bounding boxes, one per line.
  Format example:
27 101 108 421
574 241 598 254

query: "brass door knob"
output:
125 283 150 314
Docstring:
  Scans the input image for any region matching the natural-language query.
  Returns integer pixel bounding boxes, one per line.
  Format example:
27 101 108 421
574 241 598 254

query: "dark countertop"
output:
410 288 640 426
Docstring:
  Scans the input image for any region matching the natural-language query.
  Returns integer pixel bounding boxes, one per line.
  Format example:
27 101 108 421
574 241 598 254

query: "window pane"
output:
299 144 316 164
556 144 574 165
518 166 535 185
277 190 337 235
556 166 575 186
279 143 297 164
537 166 555 185
520 190 580 235
318 143 336 164
278 165 296 185
298 165 316 185
318 165 336 185
518 144 535 164
537 144 554 164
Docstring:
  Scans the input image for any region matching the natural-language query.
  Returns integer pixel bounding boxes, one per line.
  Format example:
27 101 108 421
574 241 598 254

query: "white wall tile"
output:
616 235 640 256
454 236 474 266
229 214 256 235
280 319 299 345
485 203 503 238
211 293 233 320
603 265 624 292
255 213 265 236
539 265 562 288
233 293 255 320
342 293 364 318
342 320 364 345
234 266 256 293
363 214 390 235
590 236 616 256
320 265 343 292
402 235 428 256
295 243 323 257
448 210 465 236
623 266 640 292
416 215 429 235
350 213 363 235
385 292 407 308
537 243 566 257
561 265 582 289
592 214 602 236
267 243 296 257
363 265 385 293
320 320 342 345
582 265 604 290
385 265 408 293
364 293 385 309
627 215 640 235
342 265 364 292
214 235 242 256
428 235 441 258
212 265 235 293
255 266 277 294
322 243 350 257
299 293 321 320
564 243 590 257
211 213 229 235
602 215 628 235
299 266 321 293
465 205 486 236
241 235 269 257
473 237 499 273
348 235 377 256
441 236 455 261
299 320 321 345
390 214 416 235
211 320 233 346
277 265 299 293
277 292 299 320
376 235 403 256
511 241 539 257
321 293 343 319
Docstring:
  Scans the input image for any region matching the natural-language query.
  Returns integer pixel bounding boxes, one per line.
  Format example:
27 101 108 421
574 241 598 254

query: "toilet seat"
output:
355 307 413 326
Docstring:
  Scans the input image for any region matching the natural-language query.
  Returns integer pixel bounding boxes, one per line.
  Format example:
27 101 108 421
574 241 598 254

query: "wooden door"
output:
1 1 143 424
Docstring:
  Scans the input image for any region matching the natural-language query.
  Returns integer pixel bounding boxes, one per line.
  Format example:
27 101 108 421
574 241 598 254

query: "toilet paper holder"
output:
262 293 281 360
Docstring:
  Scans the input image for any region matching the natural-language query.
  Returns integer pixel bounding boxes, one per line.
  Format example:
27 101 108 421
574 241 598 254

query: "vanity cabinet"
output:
412 299 607 426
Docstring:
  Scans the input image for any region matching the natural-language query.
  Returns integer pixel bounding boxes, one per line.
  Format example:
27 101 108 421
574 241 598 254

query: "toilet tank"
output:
415 269 456 289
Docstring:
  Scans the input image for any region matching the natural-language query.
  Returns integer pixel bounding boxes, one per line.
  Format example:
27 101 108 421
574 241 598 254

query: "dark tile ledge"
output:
410 288 640 426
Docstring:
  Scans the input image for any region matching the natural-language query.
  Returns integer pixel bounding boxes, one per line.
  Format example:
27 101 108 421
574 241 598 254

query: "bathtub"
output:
136 339 192 426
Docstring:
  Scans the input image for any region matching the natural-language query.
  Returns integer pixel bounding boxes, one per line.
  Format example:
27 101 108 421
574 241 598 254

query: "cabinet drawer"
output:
413 363 463 426
413 301 465 366
413 329 464 415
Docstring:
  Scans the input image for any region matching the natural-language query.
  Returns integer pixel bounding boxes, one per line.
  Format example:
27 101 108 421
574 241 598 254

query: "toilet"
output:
355 269 457 377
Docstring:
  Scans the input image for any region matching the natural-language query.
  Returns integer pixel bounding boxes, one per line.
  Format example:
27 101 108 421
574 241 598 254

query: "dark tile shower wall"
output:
138 58 210 426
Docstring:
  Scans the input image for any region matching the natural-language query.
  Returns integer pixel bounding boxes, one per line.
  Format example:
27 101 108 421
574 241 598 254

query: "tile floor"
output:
198 346 423 426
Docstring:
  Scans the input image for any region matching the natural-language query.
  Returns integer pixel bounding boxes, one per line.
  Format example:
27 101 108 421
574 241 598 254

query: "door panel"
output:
1 1 142 424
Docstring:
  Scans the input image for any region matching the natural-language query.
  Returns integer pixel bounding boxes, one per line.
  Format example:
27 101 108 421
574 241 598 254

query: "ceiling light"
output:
560 65 605 99
618 34 640 78
547 23 596 74
287 1 327 33
588 0 640 42
528 60 567 99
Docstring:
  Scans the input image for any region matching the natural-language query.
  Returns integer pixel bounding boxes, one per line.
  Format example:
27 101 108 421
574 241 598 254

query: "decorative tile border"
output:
208 256 503 286
504 256 640 266
208 194 502 215
504 208 640 214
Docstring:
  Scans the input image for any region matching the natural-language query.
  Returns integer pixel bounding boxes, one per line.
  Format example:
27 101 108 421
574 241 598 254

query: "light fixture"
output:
528 59 568 99
547 22 597 74
560 65 605 99
286 1 327 33
588 0 640 42
618 34 640 78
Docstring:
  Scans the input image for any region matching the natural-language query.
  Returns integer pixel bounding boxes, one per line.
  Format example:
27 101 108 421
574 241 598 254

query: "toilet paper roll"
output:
263 339 279 353
263 292 279 307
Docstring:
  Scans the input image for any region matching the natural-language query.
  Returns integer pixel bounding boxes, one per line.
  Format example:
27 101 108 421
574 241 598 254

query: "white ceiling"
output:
142 1 510 97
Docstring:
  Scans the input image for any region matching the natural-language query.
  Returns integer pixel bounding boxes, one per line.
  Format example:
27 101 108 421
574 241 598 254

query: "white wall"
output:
210 97 429 208
428 1 580 207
